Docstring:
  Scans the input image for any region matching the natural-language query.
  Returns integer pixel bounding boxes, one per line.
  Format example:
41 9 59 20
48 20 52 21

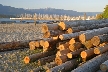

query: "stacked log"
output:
71 52 108 72
30 66 43 72
91 34 108 46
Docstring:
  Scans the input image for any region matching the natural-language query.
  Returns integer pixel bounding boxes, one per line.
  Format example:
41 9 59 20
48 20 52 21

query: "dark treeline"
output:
0 14 17 18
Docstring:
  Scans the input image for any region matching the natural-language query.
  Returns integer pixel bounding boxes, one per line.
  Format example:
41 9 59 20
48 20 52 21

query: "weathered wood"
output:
91 34 108 46
0 40 29 51
55 55 68 65
58 42 70 51
49 59 78 72
79 27 108 43
38 55 55 65
100 60 108 71
67 48 85 59
83 40 93 49
94 44 108 54
56 49 71 57
59 31 85 40
42 24 59 33
24 50 56 64
80 48 95 61
69 42 83 51
71 52 108 72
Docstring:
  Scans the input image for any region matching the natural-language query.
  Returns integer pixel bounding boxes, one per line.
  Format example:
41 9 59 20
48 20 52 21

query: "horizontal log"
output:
94 44 108 54
79 27 108 43
49 59 78 72
100 60 108 71
69 42 83 51
42 24 59 33
91 34 108 46
38 55 55 65
67 48 85 59
30 66 43 72
24 50 56 64
71 52 108 72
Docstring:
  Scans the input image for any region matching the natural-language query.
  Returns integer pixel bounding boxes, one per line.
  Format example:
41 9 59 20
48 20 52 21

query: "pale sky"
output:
0 0 108 12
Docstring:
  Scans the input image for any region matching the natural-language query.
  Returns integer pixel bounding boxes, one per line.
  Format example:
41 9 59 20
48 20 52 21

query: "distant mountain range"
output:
0 4 101 16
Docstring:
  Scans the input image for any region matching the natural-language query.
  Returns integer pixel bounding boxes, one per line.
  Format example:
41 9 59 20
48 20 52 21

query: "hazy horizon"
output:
0 0 108 12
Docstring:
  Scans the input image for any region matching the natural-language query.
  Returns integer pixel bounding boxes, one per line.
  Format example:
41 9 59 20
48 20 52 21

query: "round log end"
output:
35 41 39 47
55 57 62 65
94 48 100 54
44 41 49 48
67 53 72 58
80 51 87 58
29 41 36 50
24 56 30 64
91 36 100 46
42 24 48 33
58 22 65 30
79 33 85 43
58 45 64 51
100 64 107 71
43 31 50 38
69 38 75 45
40 40 45 47
59 35 64 40
67 28 72 34
69 44 75 51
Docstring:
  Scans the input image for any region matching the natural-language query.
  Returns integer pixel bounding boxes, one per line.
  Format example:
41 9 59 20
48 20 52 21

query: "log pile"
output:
2 19 108 71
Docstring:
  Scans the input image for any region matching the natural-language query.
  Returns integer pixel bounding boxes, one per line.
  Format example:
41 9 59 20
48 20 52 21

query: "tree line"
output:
0 14 16 18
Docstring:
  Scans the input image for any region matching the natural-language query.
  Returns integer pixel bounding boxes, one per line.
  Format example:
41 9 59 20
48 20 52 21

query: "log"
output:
38 55 55 65
0 40 29 51
56 41 67 49
24 50 56 64
55 55 68 65
42 24 59 33
56 49 71 57
100 60 108 71
30 66 43 72
91 34 108 46
79 27 108 43
44 62 57 71
69 38 75 45
49 59 78 72
94 44 108 54
67 48 85 59
66 28 73 34
83 40 93 49
58 42 70 51
59 31 85 40
69 42 83 51
80 48 95 61
71 52 108 72
99 43 106 47
29 41 36 50
39 40 45 47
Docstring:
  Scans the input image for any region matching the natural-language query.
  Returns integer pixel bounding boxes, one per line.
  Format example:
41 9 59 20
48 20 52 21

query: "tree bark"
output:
67 48 85 59
91 34 108 46
49 59 78 72
100 60 108 71
69 42 83 51
94 44 108 54
71 52 108 72
42 24 59 33
38 55 55 65
24 50 56 64
79 27 108 43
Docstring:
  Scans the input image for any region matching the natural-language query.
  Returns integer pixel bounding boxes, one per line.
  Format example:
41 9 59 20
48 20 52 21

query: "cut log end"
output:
29 41 36 50
69 44 75 51
69 38 75 45
58 22 65 30
79 33 85 43
67 53 72 58
42 24 48 33
91 36 100 46
67 28 72 34
35 41 39 48
44 41 49 48
24 56 30 64
94 48 100 54
59 35 64 40
40 40 45 47
100 64 107 71
81 51 87 58
43 31 50 38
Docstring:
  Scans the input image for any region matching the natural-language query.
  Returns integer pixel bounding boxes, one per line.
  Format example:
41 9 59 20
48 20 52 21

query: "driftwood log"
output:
100 60 108 71
94 44 108 54
79 27 108 43
91 34 108 46
38 55 55 65
71 52 108 72
49 59 78 72
24 50 56 64
67 48 85 59
42 24 59 33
